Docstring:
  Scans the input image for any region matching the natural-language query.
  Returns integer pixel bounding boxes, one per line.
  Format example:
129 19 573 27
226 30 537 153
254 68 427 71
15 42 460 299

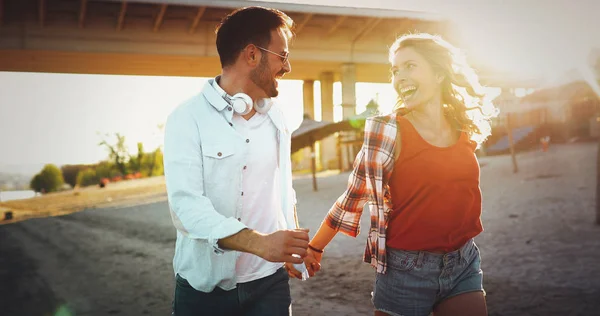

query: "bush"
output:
30 174 44 193
141 148 164 177
61 164 87 188
30 164 65 193
76 168 99 187
95 161 117 179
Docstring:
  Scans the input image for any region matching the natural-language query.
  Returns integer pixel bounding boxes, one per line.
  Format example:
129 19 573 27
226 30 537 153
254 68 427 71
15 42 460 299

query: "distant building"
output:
485 79 599 154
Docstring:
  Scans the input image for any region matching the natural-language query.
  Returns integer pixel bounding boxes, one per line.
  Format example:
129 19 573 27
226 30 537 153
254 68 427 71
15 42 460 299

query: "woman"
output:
304 33 498 316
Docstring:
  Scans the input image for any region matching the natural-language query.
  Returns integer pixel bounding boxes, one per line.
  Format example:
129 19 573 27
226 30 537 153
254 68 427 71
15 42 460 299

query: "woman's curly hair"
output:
390 33 499 146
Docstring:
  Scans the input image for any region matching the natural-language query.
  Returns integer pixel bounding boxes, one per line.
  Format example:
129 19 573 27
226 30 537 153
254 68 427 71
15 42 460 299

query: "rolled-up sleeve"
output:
325 145 368 237
325 117 390 237
163 108 246 253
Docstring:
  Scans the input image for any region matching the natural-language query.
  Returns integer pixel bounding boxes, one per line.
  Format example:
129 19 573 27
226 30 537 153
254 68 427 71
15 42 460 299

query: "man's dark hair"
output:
215 6 294 68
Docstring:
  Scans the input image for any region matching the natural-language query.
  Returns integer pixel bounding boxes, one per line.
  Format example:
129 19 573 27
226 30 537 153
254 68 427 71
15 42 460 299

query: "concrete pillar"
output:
320 72 335 122
340 63 357 171
341 63 357 119
319 71 336 170
302 80 315 119
301 79 316 173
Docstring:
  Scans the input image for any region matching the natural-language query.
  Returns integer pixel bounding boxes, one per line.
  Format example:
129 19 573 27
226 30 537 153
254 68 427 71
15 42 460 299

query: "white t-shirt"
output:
233 112 287 283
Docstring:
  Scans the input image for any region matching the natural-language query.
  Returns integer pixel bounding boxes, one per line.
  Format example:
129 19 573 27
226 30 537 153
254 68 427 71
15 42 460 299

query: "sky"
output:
0 72 397 168
1 0 599 170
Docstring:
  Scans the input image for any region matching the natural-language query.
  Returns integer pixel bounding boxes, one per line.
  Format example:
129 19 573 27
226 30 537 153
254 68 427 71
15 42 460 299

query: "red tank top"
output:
386 115 483 252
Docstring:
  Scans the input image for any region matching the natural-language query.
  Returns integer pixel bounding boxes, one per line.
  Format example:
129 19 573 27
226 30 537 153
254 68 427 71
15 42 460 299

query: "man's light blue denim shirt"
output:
163 78 297 292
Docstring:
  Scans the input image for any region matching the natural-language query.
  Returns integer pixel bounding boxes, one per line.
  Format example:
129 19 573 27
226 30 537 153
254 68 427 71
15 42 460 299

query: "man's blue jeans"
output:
172 267 291 316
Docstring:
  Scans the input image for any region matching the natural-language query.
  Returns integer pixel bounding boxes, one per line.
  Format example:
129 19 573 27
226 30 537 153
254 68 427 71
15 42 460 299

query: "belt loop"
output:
417 251 424 268
459 239 471 263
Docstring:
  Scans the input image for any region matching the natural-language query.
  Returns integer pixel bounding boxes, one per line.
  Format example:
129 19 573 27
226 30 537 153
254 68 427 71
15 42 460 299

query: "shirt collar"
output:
203 76 286 133
202 76 230 113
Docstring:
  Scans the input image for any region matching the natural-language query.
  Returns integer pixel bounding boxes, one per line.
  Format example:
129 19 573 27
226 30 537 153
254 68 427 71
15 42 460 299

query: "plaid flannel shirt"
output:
325 113 399 274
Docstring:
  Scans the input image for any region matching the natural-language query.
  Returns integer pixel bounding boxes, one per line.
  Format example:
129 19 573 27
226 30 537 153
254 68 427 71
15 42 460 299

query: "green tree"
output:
30 174 44 192
128 142 145 174
30 164 64 193
61 164 87 188
153 148 164 176
99 133 129 176
141 148 163 177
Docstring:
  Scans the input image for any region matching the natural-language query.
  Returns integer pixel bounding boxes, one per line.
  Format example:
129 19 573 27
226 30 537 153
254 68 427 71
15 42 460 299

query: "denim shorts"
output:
372 239 484 316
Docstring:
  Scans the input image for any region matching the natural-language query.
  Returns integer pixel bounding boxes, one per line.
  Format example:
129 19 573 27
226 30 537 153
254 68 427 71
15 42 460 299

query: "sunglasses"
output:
256 46 290 65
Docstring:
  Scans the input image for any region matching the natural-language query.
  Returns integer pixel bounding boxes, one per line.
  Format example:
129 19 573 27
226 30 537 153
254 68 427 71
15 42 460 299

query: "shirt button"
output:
241 192 244 196
217 152 222 157
246 139 250 143
227 106 232 111
229 122 233 127
243 165 247 170
237 218 241 221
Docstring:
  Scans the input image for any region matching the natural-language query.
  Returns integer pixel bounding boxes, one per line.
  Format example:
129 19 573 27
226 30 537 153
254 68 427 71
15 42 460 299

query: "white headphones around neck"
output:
212 77 273 115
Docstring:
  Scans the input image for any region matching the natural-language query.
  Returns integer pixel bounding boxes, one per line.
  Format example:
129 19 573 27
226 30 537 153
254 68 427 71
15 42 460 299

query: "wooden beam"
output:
327 15 347 36
295 13 313 34
79 0 87 29
413 20 435 34
189 6 206 34
38 0 45 28
153 4 167 33
116 1 127 31
0 49 392 83
388 19 414 40
353 18 383 43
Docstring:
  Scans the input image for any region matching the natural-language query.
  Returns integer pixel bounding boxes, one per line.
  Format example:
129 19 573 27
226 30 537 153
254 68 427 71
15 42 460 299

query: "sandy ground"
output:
0 142 599 316
0 176 167 225
290 142 600 316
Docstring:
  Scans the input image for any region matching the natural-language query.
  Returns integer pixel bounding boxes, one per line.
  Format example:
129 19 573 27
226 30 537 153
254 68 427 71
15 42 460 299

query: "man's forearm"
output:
217 228 265 256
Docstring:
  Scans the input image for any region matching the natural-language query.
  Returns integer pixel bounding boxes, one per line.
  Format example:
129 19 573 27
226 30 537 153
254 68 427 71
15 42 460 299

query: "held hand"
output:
284 262 303 279
258 228 309 264
304 246 323 277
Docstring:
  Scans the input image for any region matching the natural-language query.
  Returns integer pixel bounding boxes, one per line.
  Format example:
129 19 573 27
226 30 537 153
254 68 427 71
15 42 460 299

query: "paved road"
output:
0 199 176 316
1 142 599 316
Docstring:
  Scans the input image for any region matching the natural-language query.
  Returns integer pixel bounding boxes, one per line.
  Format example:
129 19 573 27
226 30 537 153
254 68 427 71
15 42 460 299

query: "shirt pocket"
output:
201 142 237 184
203 143 235 159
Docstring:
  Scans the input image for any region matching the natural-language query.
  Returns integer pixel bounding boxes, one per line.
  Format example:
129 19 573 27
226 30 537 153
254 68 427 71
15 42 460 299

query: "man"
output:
163 6 308 316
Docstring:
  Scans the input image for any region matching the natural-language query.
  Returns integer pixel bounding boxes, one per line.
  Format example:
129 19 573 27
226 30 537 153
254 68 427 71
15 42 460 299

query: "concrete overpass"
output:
0 0 450 79
0 0 534 105
0 0 536 169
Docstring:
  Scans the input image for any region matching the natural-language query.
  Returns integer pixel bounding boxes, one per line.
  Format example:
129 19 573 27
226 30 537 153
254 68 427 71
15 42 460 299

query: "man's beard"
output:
250 55 278 98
